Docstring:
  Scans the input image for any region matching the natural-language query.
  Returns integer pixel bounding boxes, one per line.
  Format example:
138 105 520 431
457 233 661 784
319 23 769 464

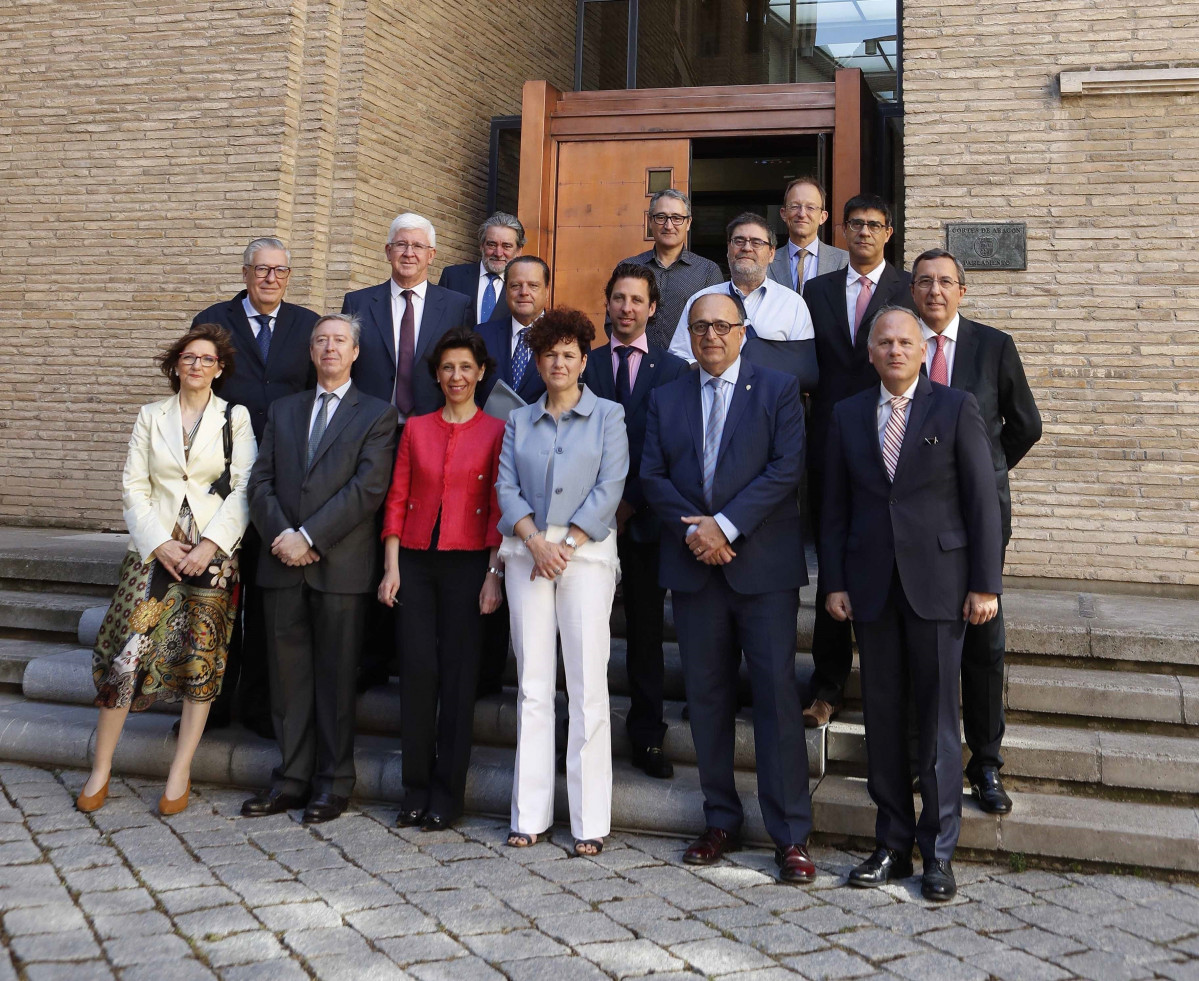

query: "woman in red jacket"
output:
378 326 506 831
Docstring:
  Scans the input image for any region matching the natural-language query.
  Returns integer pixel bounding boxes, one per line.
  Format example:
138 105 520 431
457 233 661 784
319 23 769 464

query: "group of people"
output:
80 175 1042 900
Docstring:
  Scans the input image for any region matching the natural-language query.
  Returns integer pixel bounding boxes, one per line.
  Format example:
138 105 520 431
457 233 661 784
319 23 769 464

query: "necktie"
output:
479 274 499 323
930 333 949 385
254 314 272 361
702 377 726 510
852 275 874 342
394 289 415 414
881 395 910 481
795 248 809 291
615 345 633 402
307 392 332 471
511 327 531 388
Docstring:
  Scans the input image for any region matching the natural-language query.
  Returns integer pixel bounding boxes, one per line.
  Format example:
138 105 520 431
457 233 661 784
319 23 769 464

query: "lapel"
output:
156 396 188 471
292 390 318 475
268 302 296 369
229 294 265 370
768 251 794 290
589 344 618 401
890 374 934 486
682 370 704 475
625 346 660 416
414 285 444 365
948 317 978 393
307 384 360 474
370 283 395 365
821 268 854 359
189 395 227 459
815 245 839 278
716 358 754 464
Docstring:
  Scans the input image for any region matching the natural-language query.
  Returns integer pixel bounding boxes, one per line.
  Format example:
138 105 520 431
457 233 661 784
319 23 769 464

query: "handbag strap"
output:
221 402 233 470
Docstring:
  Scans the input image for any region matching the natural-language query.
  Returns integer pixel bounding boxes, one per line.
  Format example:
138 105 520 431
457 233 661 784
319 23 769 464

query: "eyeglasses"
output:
913 276 962 291
784 203 823 215
844 219 889 233
650 213 690 226
179 354 219 368
387 241 432 254
250 265 291 279
729 236 773 251
687 320 743 336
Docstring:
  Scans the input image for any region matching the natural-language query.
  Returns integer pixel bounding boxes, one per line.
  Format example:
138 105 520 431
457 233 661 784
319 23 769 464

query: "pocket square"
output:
924 436 939 445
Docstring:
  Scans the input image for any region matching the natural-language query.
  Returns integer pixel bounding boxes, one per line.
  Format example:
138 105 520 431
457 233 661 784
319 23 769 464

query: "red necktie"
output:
394 289 415 414
930 333 949 385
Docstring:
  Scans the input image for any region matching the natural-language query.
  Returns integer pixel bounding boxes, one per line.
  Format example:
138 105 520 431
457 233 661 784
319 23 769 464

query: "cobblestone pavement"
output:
2 765 1197 981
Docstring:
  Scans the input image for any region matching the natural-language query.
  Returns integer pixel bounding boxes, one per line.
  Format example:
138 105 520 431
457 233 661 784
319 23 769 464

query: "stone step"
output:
0 588 104 636
0 638 82 685
0 527 126 589
0 692 1194 872
827 713 1199 795
1007 663 1198 725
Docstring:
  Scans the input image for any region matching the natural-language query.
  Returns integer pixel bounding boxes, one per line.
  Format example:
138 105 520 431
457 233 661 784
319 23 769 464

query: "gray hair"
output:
387 213 436 249
243 237 290 266
477 212 525 249
311 312 362 346
911 248 967 286
649 188 691 217
866 304 922 345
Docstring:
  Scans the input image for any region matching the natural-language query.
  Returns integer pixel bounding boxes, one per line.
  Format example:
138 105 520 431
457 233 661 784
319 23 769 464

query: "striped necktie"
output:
881 395 910 481
702 377 726 509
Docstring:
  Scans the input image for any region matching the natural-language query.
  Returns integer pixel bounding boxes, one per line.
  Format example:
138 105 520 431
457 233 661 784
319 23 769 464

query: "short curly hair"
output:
426 325 497 379
157 323 237 393
524 308 595 358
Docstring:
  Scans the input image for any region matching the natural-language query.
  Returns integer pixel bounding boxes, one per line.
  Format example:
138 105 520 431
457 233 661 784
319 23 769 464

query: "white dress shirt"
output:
390 278 428 354
476 261 503 323
668 279 815 362
510 311 544 356
297 377 353 546
787 239 822 290
241 296 281 337
693 356 742 544
846 260 886 340
921 314 960 384
876 377 920 450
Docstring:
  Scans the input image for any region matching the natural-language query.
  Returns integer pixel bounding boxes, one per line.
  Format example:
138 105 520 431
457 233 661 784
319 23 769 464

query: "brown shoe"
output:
802 699 836 728
683 827 740 866
158 780 190 816
776 843 817 884
76 777 110 814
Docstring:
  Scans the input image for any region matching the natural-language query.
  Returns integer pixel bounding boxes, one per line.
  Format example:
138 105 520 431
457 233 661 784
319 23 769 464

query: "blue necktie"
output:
702 377 726 510
479 274 499 322
615 346 633 403
254 314 272 361
511 327 531 388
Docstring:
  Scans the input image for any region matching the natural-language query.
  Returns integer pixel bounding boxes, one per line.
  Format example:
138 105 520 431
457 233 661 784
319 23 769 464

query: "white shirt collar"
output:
479 260 504 282
317 377 353 400
878 376 920 406
242 296 281 321
510 310 544 335
390 279 428 301
920 313 960 343
852 260 886 287
699 356 742 388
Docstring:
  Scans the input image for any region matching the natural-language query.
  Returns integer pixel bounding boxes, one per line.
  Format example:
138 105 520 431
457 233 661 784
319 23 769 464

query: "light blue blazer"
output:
496 385 629 543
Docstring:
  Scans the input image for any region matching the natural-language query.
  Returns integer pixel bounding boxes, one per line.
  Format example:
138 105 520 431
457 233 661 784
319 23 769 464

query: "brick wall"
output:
0 0 575 529
903 1 1199 587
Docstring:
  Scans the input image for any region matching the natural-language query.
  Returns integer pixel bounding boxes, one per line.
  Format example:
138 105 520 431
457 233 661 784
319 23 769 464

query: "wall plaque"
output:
946 222 1026 270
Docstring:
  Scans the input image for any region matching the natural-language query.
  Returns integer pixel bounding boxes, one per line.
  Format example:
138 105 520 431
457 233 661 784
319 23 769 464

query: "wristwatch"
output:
487 566 505 579
563 534 578 550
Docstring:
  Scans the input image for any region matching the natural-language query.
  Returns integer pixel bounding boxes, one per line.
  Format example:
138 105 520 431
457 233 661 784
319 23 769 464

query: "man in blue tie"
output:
439 212 525 325
475 255 552 406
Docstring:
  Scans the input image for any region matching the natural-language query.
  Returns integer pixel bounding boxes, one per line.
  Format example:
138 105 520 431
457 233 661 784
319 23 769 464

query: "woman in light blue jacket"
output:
496 308 628 856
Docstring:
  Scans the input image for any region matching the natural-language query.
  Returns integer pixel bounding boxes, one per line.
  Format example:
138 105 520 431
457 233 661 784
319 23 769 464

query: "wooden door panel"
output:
551 139 691 341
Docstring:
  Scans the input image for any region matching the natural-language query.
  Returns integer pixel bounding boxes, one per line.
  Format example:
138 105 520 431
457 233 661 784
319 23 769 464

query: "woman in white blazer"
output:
79 323 256 817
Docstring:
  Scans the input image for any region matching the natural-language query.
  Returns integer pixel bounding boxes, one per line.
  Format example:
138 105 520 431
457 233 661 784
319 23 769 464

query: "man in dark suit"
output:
474 255 552 406
642 292 815 885
802 194 918 728
822 305 1003 901
583 262 687 779
191 237 318 737
438 212 524 325
766 176 849 294
911 248 1042 814
241 313 398 824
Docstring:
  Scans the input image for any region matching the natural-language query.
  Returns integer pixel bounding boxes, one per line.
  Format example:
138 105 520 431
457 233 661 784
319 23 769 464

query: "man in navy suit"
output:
474 256 551 406
438 212 524 325
802 194 918 729
642 292 815 885
822 305 1003 901
583 262 687 779
192 237 318 736
911 249 1042 815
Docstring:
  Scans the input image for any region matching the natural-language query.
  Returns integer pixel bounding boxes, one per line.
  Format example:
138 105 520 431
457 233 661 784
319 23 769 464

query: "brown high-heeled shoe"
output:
76 777 110 813
158 780 190 816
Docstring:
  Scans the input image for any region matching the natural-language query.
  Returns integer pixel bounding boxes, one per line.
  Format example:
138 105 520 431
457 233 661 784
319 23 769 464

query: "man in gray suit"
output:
766 177 849 295
241 313 398 825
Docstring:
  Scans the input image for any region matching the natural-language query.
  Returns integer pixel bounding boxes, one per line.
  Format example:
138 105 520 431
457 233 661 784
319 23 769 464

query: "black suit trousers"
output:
215 524 271 726
674 575 812 848
807 465 855 705
263 584 367 798
961 543 1008 778
617 535 668 749
854 566 965 863
397 546 489 819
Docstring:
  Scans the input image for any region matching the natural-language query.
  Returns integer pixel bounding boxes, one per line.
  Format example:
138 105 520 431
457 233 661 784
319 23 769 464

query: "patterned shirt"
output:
622 248 725 350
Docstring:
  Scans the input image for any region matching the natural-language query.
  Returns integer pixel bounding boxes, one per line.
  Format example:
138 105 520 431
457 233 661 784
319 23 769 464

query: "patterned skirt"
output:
93 503 240 711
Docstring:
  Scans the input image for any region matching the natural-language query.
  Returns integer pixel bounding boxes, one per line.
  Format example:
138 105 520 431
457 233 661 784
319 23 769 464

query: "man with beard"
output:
439 212 525 325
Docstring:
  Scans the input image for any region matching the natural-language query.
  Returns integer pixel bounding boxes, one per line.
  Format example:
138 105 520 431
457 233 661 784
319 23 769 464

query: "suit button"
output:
475 508 482 514
890 499 897 506
477 474 484 480
556 447 563 454
182 474 188 482
408 503 415 509
554 487 563 494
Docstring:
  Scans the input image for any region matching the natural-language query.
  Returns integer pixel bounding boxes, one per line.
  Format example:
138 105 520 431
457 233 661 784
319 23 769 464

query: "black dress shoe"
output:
241 788 307 817
922 859 957 901
970 767 1013 814
421 813 452 832
848 846 914 887
396 807 425 828
302 793 349 824
630 745 674 780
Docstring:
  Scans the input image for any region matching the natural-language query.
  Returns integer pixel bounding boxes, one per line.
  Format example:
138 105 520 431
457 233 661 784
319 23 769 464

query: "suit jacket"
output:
191 292 318 442
341 281 473 412
439 261 510 323
641 360 807 595
945 317 1042 542
820 374 1003 623
122 395 256 564
474 316 548 405
804 262 916 474
766 241 851 292
248 383 398 593
582 342 688 542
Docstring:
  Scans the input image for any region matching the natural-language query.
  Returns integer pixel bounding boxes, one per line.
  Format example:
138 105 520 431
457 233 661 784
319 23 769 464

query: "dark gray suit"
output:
248 384 398 798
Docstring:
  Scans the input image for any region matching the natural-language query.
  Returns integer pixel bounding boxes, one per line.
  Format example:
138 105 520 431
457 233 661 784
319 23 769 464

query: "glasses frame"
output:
178 354 220 368
687 320 744 337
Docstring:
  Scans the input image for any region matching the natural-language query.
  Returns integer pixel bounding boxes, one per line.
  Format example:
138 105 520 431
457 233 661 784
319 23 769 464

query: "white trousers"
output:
504 545 616 841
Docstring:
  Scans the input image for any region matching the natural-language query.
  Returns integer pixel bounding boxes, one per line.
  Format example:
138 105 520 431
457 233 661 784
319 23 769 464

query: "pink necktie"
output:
930 333 949 385
882 395 910 481
852 276 873 341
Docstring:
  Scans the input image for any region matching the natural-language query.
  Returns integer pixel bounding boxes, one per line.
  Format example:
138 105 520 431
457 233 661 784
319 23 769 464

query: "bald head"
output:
688 293 745 376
